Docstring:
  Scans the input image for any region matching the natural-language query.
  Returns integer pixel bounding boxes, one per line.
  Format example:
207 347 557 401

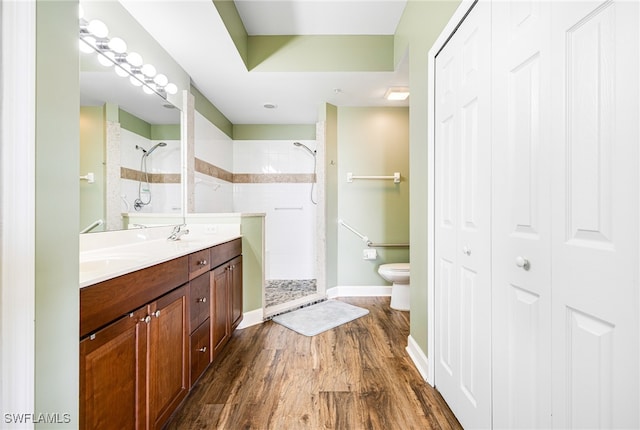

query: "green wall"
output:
79 106 106 232
395 0 461 355
240 216 265 312
336 107 410 286
212 0 249 66
36 1 79 427
322 104 339 289
248 35 394 72
233 124 316 140
119 108 180 140
119 108 152 138
191 84 234 138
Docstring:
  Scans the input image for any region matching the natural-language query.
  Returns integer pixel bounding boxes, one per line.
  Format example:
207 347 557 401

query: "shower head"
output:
144 142 167 156
293 141 316 157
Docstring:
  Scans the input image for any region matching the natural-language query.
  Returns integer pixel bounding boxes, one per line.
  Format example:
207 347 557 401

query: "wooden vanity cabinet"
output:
80 284 188 430
80 307 148 430
80 238 243 429
211 263 230 358
80 256 189 430
230 256 243 330
210 241 243 360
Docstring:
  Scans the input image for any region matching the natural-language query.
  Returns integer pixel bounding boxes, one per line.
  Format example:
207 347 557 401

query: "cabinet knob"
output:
196 297 207 303
198 346 207 353
141 315 151 324
462 246 471 256
515 256 530 270
153 310 161 318
198 260 208 266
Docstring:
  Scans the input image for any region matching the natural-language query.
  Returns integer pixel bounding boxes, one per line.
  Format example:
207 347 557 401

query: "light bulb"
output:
126 52 143 67
129 76 143 87
165 83 178 95
87 19 108 38
143 85 155 95
97 52 115 67
154 74 168 87
141 64 156 78
108 37 127 54
79 37 95 54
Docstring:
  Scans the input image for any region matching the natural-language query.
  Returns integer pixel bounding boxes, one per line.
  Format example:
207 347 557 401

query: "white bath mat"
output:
271 300 369 337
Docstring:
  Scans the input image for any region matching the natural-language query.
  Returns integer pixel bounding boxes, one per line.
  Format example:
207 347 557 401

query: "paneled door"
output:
434 2 492 428
491 1 553 428
549 1 639 428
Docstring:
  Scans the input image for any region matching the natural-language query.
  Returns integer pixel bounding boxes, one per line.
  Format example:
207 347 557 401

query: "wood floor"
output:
167 297 461 429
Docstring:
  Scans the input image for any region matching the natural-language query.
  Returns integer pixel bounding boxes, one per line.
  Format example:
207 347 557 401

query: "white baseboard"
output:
236 308 264 330
406 335 433 386
326 285 392 298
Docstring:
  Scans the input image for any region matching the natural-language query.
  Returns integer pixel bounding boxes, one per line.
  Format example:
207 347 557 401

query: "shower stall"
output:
232 138 324 316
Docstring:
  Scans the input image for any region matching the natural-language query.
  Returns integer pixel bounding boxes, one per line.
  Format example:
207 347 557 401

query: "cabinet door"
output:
148 285 189 430
80 307 148 430
230 256 243 330
211 264 230 358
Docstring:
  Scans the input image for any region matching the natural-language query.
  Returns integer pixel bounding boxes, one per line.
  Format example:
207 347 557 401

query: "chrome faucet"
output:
167 224 189 241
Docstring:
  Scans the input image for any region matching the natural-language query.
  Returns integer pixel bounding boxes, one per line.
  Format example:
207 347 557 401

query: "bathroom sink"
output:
80 253 148 273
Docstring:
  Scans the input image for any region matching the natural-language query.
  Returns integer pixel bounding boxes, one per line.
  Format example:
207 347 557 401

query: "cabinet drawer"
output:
189 272 210 331
189 319 211 387
210 238 242 269
80 256 188 339
188 248 211 280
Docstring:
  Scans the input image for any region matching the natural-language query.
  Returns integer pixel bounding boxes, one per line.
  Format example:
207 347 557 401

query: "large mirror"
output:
79 47 182 233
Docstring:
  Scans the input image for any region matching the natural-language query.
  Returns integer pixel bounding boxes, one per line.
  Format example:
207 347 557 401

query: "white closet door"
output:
550 1 639 428
491 1 553 428
434 2 492 428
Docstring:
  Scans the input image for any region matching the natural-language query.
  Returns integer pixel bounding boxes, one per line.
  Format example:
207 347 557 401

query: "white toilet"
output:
378 263 410 311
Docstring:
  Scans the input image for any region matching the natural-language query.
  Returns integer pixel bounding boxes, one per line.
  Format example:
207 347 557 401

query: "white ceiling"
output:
118 0 409 125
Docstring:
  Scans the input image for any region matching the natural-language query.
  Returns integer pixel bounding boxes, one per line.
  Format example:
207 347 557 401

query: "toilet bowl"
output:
378 263 410 311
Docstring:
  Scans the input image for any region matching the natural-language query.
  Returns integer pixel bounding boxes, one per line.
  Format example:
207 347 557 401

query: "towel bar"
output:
367 243 410 248
347 172 400 184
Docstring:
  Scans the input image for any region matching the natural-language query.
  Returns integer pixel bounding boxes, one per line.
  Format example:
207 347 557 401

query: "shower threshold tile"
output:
265 279 317 307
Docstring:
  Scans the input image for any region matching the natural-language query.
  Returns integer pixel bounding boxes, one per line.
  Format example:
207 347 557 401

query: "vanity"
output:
79 228 243 430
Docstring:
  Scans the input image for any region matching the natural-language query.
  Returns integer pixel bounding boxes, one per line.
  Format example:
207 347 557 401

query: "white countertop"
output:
79 225 241 289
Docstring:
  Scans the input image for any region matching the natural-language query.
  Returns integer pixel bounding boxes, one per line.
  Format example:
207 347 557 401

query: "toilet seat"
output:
380 263 410 273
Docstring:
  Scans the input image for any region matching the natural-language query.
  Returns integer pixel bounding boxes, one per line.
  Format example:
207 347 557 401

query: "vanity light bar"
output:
79 15 178 99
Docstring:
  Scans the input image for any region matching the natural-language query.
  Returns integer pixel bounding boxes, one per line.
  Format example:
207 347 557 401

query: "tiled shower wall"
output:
194 112 234 212
193 126 318 280
120 128 181 214
234 140 318 280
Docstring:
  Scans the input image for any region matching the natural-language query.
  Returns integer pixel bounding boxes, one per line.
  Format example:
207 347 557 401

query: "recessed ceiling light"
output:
263 103 278 109
385 87 410 101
